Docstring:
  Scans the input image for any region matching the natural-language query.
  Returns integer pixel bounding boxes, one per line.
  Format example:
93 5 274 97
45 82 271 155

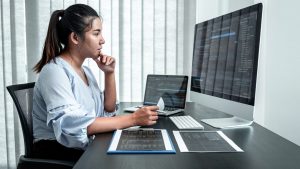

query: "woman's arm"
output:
87 106 159 135
93 54 117 112
103 72 116 112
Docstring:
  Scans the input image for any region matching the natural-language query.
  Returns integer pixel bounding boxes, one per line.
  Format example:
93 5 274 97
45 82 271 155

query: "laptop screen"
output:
143 75 188 108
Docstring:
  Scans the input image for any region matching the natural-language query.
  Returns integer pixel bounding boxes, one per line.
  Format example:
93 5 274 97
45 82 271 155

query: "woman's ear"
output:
70 32 79 45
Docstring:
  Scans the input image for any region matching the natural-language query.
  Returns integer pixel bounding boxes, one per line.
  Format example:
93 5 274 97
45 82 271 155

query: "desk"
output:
73 102 300 169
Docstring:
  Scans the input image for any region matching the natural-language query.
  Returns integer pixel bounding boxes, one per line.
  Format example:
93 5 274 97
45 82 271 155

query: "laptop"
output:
124 74 188 116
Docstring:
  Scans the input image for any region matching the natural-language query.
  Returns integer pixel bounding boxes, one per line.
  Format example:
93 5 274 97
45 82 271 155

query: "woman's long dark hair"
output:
33 4 100 73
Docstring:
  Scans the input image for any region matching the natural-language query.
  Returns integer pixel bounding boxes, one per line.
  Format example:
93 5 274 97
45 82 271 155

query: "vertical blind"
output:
0 0 194 168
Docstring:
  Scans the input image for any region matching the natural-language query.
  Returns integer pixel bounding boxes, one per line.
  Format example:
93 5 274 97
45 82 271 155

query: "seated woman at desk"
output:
32 4 158 162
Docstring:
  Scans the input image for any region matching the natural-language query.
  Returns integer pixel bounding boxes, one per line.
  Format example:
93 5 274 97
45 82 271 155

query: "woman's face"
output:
78 18 105 59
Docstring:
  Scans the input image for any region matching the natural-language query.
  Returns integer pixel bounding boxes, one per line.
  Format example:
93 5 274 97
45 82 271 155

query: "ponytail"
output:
33 4 100 73
33 10 64 73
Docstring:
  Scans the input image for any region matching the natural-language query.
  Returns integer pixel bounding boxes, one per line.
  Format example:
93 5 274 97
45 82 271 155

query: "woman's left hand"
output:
93 53 115 73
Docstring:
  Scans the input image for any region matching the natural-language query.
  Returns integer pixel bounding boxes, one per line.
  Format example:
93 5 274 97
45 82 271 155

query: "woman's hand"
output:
131 106 159 126
93 53 115 74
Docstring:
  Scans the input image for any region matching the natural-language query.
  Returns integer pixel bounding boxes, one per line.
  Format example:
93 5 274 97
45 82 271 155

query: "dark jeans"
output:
32 140 84 162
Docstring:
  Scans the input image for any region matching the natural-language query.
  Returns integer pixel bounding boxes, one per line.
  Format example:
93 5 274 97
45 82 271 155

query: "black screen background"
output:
191 4 262 105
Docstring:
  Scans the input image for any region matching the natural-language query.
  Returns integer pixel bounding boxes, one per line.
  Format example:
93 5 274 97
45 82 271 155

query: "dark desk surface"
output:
73 102 300 169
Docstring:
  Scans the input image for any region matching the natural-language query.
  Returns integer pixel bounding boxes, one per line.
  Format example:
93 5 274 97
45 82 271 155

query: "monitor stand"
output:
201 116 253 129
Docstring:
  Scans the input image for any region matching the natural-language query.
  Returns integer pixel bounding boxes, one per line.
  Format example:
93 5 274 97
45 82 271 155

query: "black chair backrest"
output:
7 82 35 157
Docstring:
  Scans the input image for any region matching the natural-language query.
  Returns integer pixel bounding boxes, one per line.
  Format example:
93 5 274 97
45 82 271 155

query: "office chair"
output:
7 82 75 169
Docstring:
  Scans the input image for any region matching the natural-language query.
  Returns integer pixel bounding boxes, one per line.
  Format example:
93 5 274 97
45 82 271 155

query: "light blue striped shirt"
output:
32 57 116 150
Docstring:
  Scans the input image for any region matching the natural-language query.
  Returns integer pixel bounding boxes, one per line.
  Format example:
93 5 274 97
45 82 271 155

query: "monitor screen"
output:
191 3 262 106
143 75 188 108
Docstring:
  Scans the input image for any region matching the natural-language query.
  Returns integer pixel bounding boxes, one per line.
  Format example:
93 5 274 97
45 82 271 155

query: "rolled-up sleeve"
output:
47 104 95 149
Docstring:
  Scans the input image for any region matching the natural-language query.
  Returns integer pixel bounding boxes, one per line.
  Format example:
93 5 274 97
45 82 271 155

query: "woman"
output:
32 4 158 161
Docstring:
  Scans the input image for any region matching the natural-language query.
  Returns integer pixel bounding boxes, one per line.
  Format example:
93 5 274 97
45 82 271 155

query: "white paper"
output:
107 129 175 153
108 130 122 151
157 97 165 110
162 129 173 150
217 131 243 152
173 130 243 152
173 131 189 152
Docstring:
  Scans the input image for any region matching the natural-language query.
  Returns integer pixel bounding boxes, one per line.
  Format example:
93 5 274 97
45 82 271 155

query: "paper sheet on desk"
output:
173 131 243 152
107 129 176 154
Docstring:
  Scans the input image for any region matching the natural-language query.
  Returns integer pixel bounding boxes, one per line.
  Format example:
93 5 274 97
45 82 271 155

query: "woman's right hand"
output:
131 106 159 126
93 53 115 74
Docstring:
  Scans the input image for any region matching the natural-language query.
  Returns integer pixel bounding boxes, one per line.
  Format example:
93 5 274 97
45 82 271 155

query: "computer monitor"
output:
190 3 263 128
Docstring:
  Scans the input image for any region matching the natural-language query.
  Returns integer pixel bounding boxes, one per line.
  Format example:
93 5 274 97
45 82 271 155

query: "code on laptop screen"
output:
144 75 188 108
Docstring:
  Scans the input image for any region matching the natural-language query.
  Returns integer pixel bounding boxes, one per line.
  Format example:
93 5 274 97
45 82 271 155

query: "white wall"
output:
190 0 300 146
255 0 300 146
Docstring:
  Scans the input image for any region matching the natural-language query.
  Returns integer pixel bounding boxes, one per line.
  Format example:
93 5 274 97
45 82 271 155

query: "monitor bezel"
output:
143 74 189 108
190 3 263 106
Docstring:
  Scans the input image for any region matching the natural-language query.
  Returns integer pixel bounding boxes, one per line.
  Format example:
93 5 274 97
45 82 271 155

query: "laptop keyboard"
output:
164 107 177 111
170 116 204 130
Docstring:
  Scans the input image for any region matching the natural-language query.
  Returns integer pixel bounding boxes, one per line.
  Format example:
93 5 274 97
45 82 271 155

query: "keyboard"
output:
170 115 204 130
